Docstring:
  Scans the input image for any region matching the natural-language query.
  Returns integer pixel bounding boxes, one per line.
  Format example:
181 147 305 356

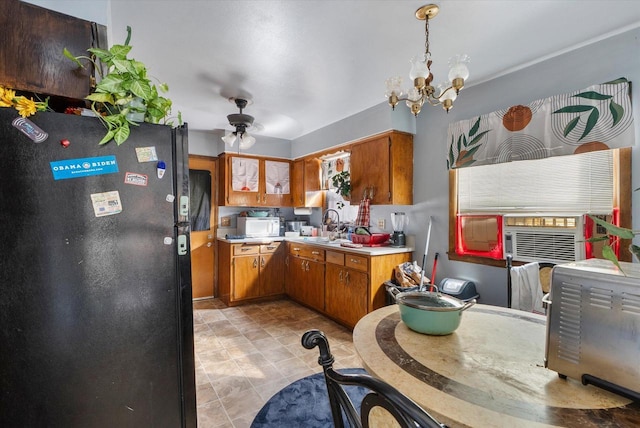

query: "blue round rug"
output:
251 368 369 427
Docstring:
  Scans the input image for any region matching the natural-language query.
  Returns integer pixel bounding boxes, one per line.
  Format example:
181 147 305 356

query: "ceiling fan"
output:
221 97 257 149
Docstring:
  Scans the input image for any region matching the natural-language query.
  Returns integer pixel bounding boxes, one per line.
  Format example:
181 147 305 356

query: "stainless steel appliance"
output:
544 258 640 400
390 212 408 247
0 109 196 426
238 216 280 237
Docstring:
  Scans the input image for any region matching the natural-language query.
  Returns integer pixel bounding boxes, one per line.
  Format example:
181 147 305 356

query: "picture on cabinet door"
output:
265 160 290 194
231 157 259 192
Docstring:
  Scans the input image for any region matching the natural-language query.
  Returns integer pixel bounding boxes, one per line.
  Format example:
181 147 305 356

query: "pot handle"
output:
385 282 400 302
460 299 476 311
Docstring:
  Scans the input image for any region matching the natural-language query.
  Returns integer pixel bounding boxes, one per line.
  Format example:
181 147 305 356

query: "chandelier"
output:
221 98 256 150
385 4 470 115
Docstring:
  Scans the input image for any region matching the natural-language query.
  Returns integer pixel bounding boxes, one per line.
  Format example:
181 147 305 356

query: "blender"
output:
390 212 408 247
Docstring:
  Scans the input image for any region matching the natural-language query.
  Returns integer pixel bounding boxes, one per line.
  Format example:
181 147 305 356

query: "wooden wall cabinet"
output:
218 153 293 207
0 0 107 100
350 131 413 205
218 241 284 305
291 158 323 207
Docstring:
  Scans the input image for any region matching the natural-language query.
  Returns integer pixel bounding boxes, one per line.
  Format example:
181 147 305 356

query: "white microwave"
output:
237 217 280 238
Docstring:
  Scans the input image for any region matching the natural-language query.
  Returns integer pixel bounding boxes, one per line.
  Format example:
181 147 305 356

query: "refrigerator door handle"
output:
177 235 188 256
179 196 189 217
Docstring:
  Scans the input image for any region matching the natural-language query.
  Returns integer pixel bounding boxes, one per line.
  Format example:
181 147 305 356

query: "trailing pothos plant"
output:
64 26 180 145
588 196 640 274
331 171 351 209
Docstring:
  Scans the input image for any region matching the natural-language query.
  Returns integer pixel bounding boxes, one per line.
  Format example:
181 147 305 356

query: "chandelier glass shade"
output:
385 4 470 114
221 98 256 149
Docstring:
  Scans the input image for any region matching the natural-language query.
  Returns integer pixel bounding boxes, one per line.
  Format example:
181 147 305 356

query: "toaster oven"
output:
544 258 640 400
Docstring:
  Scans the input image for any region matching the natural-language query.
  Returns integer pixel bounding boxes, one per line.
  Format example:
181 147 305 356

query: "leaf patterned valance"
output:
447 78 634 169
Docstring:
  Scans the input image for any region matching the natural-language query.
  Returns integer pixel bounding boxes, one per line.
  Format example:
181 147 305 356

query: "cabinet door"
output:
263 160 291 207
291 160 305 207
350 136 390 204
299 259 325 310
260 251 284 296
326 264 368 327
286 255 304 301
0 1 106 99
232 256 260 300
218 155 260 206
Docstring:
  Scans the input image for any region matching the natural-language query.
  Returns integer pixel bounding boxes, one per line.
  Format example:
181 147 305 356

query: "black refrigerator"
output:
0 108 197 427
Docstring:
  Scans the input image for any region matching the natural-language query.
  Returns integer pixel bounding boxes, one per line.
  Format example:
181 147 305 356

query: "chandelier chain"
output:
424 15 430 58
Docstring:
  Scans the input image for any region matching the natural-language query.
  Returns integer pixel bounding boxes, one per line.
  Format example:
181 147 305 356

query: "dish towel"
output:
510 262 544 314
354 198 370 227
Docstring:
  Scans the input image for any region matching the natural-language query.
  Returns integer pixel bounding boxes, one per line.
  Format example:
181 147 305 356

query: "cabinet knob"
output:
261 257 265 268
253 258 258 268
339 270 343 282
349 258 360 264
311 251 320 255
293 247 301 252
345 271 350 284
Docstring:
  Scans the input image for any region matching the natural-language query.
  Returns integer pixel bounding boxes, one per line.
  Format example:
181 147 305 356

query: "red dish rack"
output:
351 233 391 246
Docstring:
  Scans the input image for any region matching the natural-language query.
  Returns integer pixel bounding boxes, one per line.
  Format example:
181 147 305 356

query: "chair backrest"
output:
301 329 447 428
506 255 556 309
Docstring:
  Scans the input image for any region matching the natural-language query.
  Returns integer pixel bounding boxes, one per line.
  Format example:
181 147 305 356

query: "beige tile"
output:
196 382 218 406
219 387 264 421
196 400 231 427
193 298 363 425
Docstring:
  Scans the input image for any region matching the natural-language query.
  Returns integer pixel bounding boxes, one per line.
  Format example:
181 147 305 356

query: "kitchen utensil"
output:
392 290 475 335
390 212 408 247
430 252 439 291
419 216 433 291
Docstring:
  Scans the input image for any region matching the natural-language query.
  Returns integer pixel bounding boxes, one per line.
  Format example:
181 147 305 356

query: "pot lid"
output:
396 291 465 311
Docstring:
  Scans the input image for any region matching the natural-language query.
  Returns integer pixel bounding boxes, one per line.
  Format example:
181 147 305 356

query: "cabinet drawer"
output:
289 243 325 261
345 254 368 272
233 245 260 256
326 251 345 265
260 242 281 253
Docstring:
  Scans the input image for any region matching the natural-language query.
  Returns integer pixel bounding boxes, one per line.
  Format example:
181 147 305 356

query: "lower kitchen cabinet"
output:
325 261 368 328
218 241 284 306
286 242 325 310
287 244 412 329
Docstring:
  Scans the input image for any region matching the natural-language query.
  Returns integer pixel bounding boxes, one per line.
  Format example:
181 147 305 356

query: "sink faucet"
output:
322 209 340 233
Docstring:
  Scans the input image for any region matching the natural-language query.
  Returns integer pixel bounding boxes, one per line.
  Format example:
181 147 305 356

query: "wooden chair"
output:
301 329 447 428
506 254 556 309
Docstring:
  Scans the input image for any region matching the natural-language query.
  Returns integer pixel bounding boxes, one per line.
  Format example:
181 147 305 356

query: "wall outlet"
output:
221 216 231 227
377 218 386 229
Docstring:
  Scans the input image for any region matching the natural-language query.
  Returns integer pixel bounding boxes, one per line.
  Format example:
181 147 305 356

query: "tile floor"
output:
193 298 363 428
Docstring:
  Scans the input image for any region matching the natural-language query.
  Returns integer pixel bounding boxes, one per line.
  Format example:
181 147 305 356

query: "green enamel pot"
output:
395 291 475 335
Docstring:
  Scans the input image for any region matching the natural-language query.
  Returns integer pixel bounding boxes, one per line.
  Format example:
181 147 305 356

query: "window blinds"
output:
457 150 614 214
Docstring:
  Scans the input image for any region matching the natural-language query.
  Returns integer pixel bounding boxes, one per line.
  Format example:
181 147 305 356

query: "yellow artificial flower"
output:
14 96 37 118
0 87 16 108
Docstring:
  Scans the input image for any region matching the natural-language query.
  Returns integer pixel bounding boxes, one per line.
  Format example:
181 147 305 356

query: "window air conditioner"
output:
503 215 586 264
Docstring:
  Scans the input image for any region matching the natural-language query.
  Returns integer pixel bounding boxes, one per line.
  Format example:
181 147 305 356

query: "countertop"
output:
353 304 640 427
217 236 414 256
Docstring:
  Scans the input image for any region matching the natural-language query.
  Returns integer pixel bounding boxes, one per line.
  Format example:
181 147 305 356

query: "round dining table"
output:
352 303 640 427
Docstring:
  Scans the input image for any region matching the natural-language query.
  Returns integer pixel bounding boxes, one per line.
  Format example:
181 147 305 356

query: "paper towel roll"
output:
293 207 312 215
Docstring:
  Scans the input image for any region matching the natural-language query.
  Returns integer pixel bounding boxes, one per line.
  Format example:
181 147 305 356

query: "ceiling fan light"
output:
222 132 237 146
238 133 256 150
